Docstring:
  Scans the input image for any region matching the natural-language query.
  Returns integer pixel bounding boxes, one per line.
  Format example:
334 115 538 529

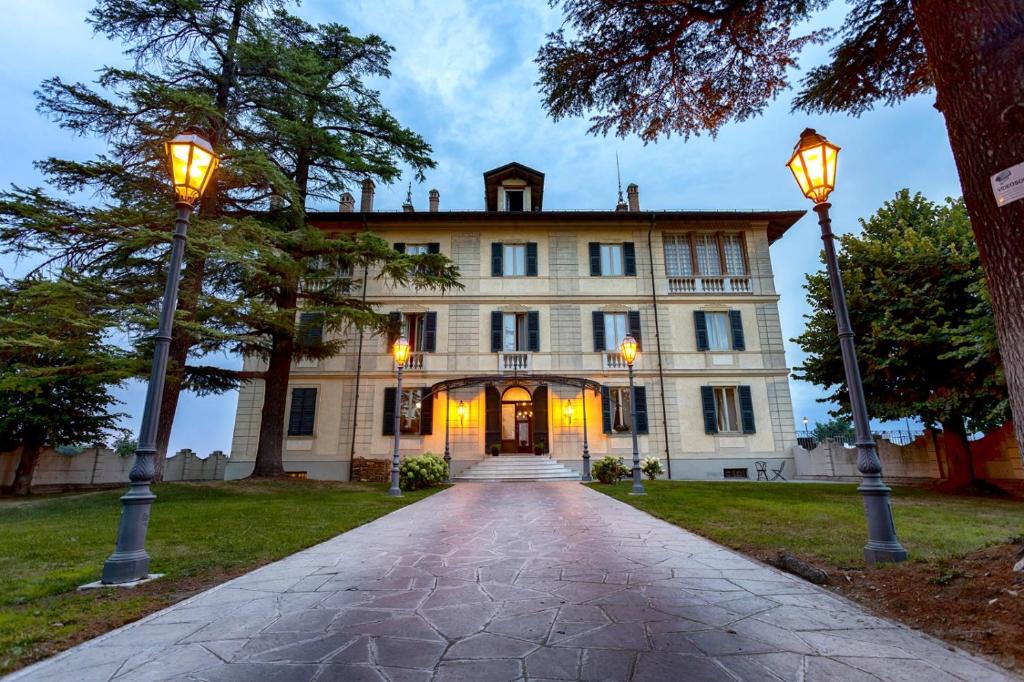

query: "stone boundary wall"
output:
0 447 229 493
350 456 390 483
793 423 1022 490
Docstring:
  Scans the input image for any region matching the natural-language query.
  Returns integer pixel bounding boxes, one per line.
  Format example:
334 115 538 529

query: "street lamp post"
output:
388 336 410 497
802 416 810 438
101 133 218 584
786 128 907 565
619 336 644 495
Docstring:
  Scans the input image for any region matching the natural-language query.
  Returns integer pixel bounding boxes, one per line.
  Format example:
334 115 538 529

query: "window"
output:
723 468 749 479
384 386 433 436
287 388 316 436
713 387 740 433
705 312 731 351
504 189 525 212
404 243 431 255
403 313 426 352
491 310 539 352
503 313 528 351
600 244 624 276
399 388 422 434
722 235 747 275
603 313 628 352
695 234 722 276
503 244 527 276
663 235 693 277
608 387 632 432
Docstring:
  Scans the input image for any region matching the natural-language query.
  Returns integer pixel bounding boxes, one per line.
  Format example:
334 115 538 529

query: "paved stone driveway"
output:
11 483 1018 682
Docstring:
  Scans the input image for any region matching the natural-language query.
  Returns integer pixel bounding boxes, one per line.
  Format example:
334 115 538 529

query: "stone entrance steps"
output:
454 456 581 482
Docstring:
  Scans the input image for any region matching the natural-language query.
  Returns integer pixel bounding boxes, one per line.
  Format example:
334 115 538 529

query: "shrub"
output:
399 453 448 491
592 456 629 484
113 436 138 458
641 456 663 480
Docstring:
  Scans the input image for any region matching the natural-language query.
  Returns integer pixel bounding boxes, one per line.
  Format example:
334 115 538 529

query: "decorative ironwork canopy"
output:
422 374 602 402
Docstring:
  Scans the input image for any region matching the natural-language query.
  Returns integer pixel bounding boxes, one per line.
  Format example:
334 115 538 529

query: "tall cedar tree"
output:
0 278 131 495
793 191 1008 485
537 0 1024 461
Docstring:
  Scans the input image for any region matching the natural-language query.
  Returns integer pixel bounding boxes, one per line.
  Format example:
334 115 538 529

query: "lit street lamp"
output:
619 335 644 495
802 416 810 438
101 133 218 584
388 336 411 497
787 128 907 565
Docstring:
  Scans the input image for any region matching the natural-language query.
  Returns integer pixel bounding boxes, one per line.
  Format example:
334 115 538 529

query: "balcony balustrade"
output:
498 352 531 374
667 276 751 294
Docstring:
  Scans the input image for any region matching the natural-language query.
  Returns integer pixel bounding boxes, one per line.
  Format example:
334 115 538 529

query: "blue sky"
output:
0 1 963 454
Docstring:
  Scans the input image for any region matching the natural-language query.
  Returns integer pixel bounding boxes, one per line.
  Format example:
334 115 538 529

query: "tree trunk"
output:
251 331 294 477
10 438 44 496
912 1 1024 466
938 416 976 489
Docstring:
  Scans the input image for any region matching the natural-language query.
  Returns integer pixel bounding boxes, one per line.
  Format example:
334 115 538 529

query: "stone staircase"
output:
453 456 581 482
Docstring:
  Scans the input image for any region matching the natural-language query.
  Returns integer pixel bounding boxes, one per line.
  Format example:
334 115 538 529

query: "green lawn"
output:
591 480 1023 567
0 479 443 674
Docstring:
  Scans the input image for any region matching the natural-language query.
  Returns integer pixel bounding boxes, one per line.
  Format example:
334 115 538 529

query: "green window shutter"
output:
700 386 718 434
588 242 601 276
394 242 405 254
694 311 709 351
592 311 605 352
739 385 756 434
527 311 540 352
490 311 503 352
382 387 397 436
298 312 323 345
533 386 548 452
601 386 612 433
427 242 440 254
491 242 503 276
423 311 437 353
287 388 317 436
526 242 538 276
632 385 648 433
419 391 434 435
485 386 501 450
623 242 637 276
628 310 642 350
730 310 745 351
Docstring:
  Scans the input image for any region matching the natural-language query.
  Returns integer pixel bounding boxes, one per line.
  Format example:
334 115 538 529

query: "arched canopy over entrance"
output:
502 386 532 402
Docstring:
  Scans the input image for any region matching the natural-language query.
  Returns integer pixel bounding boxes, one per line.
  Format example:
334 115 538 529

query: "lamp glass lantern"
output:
457 400 468 425
563 401 574 426
786 128 839 205
164 133 219 206
620 336 639 366
392 336 411 368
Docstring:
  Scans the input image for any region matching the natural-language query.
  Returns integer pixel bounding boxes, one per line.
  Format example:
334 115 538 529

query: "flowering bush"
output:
399 453 448 490
592 456 630 484
641 456 663 480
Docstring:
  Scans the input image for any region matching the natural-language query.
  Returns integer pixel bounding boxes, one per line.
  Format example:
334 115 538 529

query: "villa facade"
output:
226 163 804 481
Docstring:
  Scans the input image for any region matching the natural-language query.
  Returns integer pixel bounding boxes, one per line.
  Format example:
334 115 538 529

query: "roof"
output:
307 209 806 244
482 162 545 211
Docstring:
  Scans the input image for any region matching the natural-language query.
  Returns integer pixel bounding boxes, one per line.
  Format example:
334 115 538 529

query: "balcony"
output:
498 352 531 374
602 352 630 371
405 352 425 371
667 276 751 294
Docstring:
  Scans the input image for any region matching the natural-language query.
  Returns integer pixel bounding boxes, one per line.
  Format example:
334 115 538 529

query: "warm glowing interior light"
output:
392 336 411 367
620 335 639 365
786 128 839 204
457 400 467 424
164 133 219 205
563 401 574 426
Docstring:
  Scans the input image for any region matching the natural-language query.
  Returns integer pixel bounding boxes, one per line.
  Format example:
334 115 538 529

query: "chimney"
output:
626 183 640 211
428 188 440 212
339 192 355 212
359 179 375 212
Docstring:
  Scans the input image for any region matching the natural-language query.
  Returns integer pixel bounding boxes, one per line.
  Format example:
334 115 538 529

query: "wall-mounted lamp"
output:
457 400 467 426
563 401 574 427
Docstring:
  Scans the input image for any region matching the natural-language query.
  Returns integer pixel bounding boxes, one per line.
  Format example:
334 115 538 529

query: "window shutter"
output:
420 391 434 435
526 242 538 276
628 310 643 350
739 385 756 434
423 311 437 353
694 311 709 351
700 386 718 434
592 311 605 352
588 242 601 276
298 312 323 345
287 388 316 436
427 243 440 254
730 310 745 351
490 311 503 352
533 386 548 452
601 386 612 434
387 311 401 352
623 242 637 276
394 243 405 254
527 311 540 352
382 387 397 436
632 385 648 434
491 242 503 277
485 386 501 450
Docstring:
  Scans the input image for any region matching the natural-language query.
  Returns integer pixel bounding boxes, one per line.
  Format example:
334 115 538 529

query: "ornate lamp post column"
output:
388 337 411 497
102 133 218 584
619 336 644 495
786 128 907 565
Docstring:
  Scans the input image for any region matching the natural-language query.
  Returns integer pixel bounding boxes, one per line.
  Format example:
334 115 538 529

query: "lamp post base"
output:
101 484 156 584
629 487 646 496
858 476 908 565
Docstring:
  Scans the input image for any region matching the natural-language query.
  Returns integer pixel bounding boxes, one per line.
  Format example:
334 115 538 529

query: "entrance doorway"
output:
501 386 533 453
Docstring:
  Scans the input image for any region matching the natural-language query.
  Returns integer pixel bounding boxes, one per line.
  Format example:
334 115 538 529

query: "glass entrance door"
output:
501 400 533 453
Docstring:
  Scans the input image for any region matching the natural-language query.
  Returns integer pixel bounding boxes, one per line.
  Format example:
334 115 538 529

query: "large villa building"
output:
227 163 804 481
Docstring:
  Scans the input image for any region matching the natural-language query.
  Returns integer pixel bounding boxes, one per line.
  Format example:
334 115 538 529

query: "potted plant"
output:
534 440 546 456
489 443 500 457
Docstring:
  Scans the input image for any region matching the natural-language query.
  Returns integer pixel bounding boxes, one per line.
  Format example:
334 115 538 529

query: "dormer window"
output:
483 162 545 211
504 189 525 212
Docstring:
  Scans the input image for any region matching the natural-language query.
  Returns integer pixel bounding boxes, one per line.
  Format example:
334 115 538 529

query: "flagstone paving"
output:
9 483 1018 682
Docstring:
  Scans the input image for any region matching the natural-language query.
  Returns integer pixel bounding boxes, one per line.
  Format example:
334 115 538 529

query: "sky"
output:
0 1 963 455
